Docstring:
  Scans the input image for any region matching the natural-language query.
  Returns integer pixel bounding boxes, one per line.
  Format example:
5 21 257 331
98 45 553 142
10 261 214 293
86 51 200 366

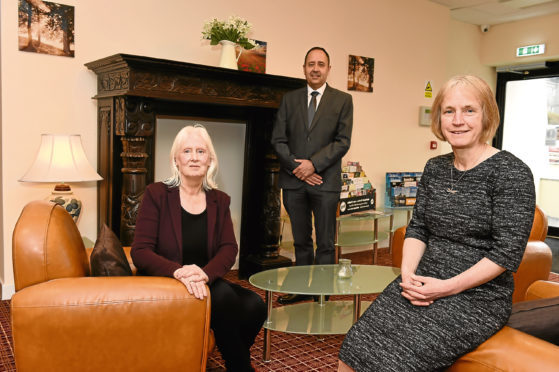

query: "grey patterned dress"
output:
339 151 535 371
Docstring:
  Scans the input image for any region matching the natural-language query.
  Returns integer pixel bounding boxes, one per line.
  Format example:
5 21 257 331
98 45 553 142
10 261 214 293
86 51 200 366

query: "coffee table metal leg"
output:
263 290 273 361
389 214 394 255
353 294 362 323
335 220 341 263
373 219 379 264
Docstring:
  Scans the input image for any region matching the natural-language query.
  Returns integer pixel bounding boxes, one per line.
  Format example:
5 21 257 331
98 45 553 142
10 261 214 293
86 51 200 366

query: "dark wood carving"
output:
260 154 282 258
114 96 126 134
120 136 148 243
86 54 304 277
99 71 129 92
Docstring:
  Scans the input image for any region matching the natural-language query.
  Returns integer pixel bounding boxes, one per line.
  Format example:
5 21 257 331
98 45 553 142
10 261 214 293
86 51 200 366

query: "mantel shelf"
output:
86 53 304 107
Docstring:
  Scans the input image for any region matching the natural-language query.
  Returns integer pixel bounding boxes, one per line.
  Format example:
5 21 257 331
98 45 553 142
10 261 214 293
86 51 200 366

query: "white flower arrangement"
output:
202 16 256 50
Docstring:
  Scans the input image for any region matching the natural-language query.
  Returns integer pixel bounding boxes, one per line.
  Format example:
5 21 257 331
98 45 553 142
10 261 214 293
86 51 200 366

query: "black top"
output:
181 208 208 268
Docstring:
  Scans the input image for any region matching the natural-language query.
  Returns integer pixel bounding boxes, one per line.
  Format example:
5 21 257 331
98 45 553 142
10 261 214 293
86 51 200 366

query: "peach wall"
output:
481 12 559 66
440 19 497 154
1 0 455 297
447 20 495 85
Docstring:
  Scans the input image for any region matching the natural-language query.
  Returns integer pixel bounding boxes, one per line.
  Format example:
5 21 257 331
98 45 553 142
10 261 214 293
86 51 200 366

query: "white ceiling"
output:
430 0 559 25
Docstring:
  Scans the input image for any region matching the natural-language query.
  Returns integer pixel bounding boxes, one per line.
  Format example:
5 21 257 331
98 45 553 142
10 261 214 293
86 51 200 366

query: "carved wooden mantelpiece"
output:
86 54 304 277
86 54 296 106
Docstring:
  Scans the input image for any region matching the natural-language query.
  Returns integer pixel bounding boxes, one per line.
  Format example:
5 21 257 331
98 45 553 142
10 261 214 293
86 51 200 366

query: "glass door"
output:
495 64 559 236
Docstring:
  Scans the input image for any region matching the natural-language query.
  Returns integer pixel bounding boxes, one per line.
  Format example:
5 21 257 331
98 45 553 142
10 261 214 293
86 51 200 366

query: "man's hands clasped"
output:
174 264 209 299
293 159 323 186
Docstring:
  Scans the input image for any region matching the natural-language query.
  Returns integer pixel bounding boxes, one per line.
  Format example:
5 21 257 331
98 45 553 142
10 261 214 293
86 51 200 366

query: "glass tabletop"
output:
249 264 400 296
382 206 414 212
337 231 390 247
336 210 392 221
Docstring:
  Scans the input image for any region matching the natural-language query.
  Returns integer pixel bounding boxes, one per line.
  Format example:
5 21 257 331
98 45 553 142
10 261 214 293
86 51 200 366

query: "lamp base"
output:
48 184 82 223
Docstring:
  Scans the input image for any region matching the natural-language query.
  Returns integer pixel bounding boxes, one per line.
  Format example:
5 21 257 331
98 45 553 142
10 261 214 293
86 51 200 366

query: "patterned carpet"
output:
0 300 14 371
1 248 558 372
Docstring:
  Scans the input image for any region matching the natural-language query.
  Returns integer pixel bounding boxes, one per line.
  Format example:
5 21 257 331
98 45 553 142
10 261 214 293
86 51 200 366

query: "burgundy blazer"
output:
131 182 238 283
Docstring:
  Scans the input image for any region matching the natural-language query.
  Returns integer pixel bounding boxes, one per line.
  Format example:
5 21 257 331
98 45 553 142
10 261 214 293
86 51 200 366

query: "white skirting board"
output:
1 283 15 300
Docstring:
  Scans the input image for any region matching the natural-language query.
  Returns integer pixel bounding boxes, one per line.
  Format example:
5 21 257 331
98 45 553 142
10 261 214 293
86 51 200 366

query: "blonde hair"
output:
163 124 218 190
431 75 500 143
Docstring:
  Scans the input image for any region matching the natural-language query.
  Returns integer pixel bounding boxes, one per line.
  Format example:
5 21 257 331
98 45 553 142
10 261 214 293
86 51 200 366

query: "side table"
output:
335 211 393 264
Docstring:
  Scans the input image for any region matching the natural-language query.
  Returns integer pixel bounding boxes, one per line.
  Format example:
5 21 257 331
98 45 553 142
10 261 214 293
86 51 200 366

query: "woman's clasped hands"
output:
174 264 209 299
400 274 454 307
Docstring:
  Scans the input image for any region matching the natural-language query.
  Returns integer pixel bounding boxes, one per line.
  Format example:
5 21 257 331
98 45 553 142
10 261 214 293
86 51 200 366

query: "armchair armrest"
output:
524 280 559 301
11 276 210 372
448 326 559 372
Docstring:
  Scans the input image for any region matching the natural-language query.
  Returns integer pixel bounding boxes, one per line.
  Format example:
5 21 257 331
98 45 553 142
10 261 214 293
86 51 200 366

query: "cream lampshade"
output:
19 134 103 222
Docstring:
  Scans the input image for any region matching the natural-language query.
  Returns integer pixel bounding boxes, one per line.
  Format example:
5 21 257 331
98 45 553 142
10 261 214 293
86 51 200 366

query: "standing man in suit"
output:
271 47 353 304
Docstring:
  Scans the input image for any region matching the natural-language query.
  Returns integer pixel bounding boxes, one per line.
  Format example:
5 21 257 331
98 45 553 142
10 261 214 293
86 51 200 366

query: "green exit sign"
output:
516 44 545 57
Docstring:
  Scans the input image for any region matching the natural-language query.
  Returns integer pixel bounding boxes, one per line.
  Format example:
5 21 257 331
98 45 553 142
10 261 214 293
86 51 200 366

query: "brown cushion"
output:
507 296 559 345
90 224 133 276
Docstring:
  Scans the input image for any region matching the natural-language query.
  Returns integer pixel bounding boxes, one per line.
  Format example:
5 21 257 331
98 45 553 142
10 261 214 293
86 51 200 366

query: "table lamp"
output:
19 134 103 223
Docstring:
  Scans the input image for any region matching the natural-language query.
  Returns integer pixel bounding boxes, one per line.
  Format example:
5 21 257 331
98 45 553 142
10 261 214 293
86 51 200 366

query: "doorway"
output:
495 62 559 273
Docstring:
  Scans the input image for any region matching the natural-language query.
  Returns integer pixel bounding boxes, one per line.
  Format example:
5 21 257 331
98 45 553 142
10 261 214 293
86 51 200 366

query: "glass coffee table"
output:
249 264 400 361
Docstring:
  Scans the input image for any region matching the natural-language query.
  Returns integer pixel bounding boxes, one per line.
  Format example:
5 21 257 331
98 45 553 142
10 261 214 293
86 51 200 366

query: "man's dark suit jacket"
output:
271 84 353 192
131 182 237 284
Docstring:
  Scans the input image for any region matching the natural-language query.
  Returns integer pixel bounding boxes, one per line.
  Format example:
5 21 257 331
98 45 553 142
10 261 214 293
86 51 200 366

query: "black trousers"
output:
209 278 266 372
283 186 339 266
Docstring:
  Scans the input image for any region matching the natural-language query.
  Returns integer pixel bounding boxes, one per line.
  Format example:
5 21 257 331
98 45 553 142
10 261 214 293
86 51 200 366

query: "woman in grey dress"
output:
338 75 536 371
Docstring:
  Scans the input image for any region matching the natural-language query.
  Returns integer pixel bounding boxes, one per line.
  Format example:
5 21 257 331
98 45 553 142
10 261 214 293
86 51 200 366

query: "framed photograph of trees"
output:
18 0 75 57
348 55 374 92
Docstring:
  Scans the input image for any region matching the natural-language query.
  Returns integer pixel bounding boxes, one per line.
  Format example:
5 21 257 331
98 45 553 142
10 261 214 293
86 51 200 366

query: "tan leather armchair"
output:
528 204 548 241
11 200 212 372
391 205 559 370
447 280 559 371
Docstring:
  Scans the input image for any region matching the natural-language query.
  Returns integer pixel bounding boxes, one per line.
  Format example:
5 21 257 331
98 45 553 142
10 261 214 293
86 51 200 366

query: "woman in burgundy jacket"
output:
131 124 266 372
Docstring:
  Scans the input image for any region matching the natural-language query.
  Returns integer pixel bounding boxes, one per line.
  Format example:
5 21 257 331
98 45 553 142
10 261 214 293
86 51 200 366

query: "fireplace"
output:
85 54 304 277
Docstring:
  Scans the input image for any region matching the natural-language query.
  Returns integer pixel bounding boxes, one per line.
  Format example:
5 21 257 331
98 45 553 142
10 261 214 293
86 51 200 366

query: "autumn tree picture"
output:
347 55 374 93
18 0 75 57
